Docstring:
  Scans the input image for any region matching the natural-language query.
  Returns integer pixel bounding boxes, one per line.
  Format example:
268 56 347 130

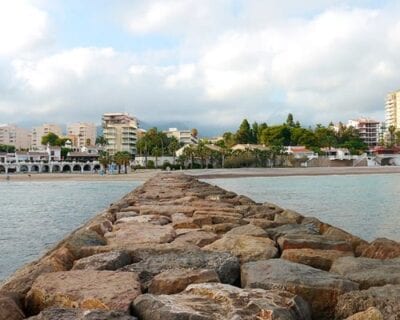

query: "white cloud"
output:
0 0 48 56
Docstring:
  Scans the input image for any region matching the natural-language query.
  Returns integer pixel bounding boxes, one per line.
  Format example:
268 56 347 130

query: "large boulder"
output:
133 283 312 320
330 256 400 289
265 224 319 240
172 230 219 247
148 268 220 294
344 307 384 320
225 224 268 237
0 295 25 320
121 250 240 289
335 284 400 319
105 223 176 248
355 238 400 259
282 248 353 271
322 226 367 251
241 259 358 319
27 308 137 320
72 251 131 270
277 234 353 252
26 270 141 314
203 234 278 263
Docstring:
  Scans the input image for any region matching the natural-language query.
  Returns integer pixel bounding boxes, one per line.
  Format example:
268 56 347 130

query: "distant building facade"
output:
31 124 62 150
102 113 138 156
67 122 97 148
385 90 400 130
0 124 31 150
348 118 380 147
164 128 198 145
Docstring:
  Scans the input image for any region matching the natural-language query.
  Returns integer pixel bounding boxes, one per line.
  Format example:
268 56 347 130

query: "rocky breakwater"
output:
1 173 400 320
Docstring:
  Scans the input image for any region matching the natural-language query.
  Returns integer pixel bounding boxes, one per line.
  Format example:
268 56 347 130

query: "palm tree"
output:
114 151 131 174
388 125 396 147
183 145 195 168
98 151 111 173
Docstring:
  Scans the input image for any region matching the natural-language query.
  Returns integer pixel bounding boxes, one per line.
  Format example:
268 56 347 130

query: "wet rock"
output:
344 307 384 320
148 268 220 294
64 229 107 259
282 248 354 271
72 251 131 270
330 256 400 289
355 238 400 259
225 224 268 237
203 234 278 263
27 308 137 320
172 230 219 247
133 283 312 320
335 284 400 319
0 295 25 320
121 250 239 289
105 223 176 248
242 259 358 319
26 270 141 314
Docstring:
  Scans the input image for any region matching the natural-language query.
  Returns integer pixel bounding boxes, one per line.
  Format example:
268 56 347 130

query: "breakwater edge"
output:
1 173 399 319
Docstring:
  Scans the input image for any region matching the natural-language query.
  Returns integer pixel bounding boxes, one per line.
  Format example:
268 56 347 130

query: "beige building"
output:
0 124 31 150
348 118 380 147
31 124 62 150
164 128 198 145
67 122 97 148
385 90 400 130
102 113 138 155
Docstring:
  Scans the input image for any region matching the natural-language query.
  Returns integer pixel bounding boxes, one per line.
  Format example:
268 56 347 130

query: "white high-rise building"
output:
102 113 138 155
385 90 400 130
164 128 198 145
31 124 62 150
67 122 97 148
0 124 31 150
348 118 381 147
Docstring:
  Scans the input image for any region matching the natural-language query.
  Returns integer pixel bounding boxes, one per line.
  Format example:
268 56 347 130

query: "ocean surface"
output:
210 173 400 243
0 180 140 282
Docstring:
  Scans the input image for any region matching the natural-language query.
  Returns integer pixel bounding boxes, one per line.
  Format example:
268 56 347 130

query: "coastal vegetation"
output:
0 144 15 153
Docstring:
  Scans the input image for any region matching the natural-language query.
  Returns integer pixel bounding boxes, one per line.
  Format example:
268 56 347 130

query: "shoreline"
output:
1 166 400 182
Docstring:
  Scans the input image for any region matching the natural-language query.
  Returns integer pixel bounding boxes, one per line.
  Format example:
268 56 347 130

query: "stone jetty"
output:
1 173 400 319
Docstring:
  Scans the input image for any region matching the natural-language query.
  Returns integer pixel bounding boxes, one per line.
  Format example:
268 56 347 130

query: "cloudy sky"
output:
0 0 399 135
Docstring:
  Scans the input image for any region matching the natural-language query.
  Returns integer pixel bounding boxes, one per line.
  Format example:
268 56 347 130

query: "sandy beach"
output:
1 166 400 182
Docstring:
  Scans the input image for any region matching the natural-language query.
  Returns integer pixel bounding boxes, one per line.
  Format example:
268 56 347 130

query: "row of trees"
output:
219 114 368 155
0 144 15 153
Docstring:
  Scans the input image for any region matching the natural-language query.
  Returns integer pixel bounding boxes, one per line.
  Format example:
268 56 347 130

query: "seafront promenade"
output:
1 173 400 319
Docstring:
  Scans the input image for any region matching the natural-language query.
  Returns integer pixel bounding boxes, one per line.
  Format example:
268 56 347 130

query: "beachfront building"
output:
31 124 62 150
102 113 138 156
385 90 400 130
348 118 380 147
0 124 31 150
164 128 198 145
67 122 97 148
285 146 317 159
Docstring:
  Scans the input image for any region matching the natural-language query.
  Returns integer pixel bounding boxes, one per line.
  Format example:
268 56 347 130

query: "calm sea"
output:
210 173 400 243
1 174 399 283
0 180 140 282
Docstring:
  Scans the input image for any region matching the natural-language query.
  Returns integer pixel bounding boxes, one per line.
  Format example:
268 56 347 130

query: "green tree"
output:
286 113 295 127
114 151 131 174
41 133 59 146
96 136 108 146
0 144 15 152
98 151 112 173
235 119 252 144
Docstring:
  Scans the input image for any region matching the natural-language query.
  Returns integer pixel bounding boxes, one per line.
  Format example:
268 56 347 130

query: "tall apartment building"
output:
348 118 380 147
385 90 400 130
31 124 62 150
102 113 138 156
67 122 97 148
0 124 31 150
164 128 198 145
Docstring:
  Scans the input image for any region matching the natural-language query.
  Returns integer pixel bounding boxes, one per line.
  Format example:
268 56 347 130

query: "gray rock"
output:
335 285 400 320
225 224 268 237
121 250 240 289
241 259 359 319
72 251 131 270
27 308 137 320
330 256 400 289
265 224 319 240
133 283 311 320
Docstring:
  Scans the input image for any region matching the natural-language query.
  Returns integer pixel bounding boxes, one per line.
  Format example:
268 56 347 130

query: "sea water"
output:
0 180 140 282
